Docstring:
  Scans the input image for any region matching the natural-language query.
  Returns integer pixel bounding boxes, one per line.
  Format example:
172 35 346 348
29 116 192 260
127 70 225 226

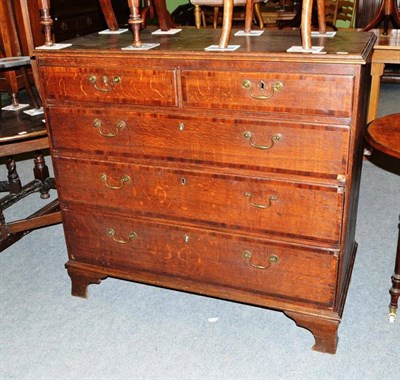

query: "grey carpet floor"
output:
0 83 399 379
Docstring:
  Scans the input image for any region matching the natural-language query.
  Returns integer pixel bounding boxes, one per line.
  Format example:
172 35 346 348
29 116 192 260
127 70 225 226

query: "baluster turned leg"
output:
127 0 143 48
6 157 22 194
33 151 50 199
36 0 54 47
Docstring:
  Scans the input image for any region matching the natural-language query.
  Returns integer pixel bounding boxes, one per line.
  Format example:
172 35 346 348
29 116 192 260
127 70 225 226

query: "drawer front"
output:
49 107 348 176
63 209 338 306
55 158 344 243
181 70 354 118
40 66 177 106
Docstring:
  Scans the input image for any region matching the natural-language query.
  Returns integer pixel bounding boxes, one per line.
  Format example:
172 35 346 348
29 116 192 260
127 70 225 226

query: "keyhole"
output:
181 177 187 185
260 80 266 91
179 122 185 131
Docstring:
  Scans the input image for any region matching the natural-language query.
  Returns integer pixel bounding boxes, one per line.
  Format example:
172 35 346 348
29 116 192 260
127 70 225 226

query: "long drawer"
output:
181 70 355 118
63 209 338 307
40 66 177 106
55 157 344 244
49 107 349 177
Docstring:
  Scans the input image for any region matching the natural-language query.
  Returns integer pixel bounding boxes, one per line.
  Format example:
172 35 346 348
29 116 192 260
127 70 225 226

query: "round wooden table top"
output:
365 113 400 160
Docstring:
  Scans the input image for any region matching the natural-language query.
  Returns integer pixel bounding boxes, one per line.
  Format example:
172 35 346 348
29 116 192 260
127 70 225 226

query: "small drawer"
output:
63 209 338 306
40 65 177 106
181 70 354 118
55 158 344 244
48 107 349 177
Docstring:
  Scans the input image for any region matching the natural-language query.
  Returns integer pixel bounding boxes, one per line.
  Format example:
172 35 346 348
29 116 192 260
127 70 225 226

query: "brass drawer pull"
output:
241 79 283 100
243 131 281 150
244 192 277 209
242 250 278 270
88 74 121 92
100 173 131 190
106 228 137 244
93 119 126 137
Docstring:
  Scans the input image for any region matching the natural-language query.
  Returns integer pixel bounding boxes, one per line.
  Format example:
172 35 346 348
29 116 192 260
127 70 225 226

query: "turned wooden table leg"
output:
285 311 340 354
389 222 400 322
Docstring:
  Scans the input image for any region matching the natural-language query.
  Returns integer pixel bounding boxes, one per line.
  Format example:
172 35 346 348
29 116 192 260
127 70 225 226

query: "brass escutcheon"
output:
241 79 283 100
88 74 121 92
106 228 137 244
242 250 278 270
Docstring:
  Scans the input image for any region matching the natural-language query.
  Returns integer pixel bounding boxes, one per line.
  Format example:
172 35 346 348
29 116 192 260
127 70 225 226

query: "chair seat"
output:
0 56 31 69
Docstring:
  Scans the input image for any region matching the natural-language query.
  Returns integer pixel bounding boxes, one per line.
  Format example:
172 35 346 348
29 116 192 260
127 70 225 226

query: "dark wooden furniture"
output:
0 0 44 100
0 0 41 108
49 0 107 41
0 110 61 252
362 0 400 35
277 0 335 31
365 113 400 322
34 27 375 354
0 0 61 252
356 0 381 28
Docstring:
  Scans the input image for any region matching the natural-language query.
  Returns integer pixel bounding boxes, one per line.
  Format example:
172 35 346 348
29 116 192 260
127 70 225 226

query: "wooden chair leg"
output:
254 3 264 28
6 157 22 194
33 151 50 199
98 0 119 31
0 209 7 241
213 7 219 28
194 4 202 29
244 0 254 33
219 0 234 48
201 9 206 26
20 67 40 109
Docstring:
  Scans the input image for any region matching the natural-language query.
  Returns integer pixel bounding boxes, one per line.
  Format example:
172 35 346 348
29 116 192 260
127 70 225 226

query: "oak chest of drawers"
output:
35 28 375 354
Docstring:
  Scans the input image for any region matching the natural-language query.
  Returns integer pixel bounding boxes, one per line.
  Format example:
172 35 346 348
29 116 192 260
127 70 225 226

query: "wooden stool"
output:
365 113 400 322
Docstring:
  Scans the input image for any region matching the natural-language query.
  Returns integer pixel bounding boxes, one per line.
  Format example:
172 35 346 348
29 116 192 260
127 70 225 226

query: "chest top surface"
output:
34 28 375 64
